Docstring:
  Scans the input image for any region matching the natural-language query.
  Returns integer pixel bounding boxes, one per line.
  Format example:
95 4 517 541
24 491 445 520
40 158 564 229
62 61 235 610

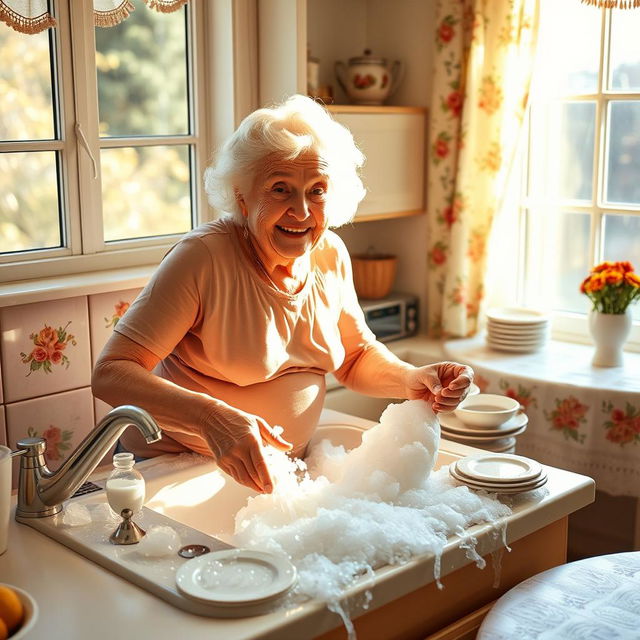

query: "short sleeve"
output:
115 236 210 359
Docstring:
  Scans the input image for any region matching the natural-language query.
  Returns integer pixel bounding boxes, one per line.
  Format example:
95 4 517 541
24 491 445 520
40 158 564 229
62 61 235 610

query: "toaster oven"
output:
359 293 419 343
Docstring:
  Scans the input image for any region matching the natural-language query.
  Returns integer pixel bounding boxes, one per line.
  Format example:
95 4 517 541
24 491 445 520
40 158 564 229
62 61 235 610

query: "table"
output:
444 336 640 499
477 551 640 639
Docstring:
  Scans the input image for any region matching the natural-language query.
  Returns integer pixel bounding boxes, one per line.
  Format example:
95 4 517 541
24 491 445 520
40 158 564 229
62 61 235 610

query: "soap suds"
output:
232 400 512 625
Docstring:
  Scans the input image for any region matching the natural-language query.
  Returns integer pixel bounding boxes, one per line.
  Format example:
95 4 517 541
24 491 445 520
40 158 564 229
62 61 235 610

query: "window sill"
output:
0 265 156 308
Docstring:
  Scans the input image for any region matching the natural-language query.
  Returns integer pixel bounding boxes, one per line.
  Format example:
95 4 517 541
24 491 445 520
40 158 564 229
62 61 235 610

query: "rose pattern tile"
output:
1 298 91 403
88 288 142 366
5 387 95 488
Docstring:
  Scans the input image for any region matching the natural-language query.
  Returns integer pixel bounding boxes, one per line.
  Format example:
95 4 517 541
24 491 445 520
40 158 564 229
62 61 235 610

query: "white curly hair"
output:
203 95 366 227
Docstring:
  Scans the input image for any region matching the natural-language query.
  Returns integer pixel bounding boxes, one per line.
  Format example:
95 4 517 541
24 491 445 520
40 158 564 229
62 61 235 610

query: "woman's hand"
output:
199 403 292 494
404 361 474 413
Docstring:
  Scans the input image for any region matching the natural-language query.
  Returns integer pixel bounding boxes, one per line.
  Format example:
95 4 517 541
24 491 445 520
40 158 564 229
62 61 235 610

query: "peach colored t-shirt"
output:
115 218 375 457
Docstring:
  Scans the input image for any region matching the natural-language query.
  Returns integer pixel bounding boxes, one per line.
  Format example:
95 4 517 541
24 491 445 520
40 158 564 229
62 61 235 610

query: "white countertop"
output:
1 408 595 640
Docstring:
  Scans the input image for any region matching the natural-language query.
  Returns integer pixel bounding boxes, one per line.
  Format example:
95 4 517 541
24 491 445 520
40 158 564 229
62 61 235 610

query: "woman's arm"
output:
92 332 291 493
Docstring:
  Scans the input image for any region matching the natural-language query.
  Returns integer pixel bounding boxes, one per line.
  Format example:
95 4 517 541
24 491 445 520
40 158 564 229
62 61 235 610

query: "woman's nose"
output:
288 193 310 220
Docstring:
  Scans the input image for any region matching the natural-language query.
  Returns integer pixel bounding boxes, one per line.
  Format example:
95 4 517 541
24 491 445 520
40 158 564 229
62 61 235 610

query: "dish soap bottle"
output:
106 452 145 517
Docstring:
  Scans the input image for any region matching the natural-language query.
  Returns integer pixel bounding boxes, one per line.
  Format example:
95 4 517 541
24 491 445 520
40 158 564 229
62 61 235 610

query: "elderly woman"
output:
92 95 473 494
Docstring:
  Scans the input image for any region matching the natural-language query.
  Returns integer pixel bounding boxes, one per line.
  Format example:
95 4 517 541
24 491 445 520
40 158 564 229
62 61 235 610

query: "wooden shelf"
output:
355 209 425 223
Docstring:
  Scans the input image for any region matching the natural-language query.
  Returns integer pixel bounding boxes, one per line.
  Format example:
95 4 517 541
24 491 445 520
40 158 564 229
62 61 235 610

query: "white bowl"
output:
0 583 38 639
454 393 521 429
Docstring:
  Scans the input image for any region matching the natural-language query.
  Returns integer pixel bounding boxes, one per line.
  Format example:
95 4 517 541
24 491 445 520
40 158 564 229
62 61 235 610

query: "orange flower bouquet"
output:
580 261 640 314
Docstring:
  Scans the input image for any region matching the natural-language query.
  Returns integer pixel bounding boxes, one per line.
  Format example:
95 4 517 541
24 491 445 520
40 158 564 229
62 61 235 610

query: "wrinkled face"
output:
237 153 330 264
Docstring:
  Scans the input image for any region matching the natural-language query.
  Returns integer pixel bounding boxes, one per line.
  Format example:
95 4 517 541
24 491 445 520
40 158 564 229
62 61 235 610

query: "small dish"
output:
449 466 548 494
486 307 549 325
454 393 522 428
0 583 39 640
456 453 543 484
439 411 527 437
176 549 296 606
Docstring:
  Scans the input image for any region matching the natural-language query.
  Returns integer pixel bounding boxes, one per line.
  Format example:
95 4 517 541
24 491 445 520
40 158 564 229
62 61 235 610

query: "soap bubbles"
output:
232 400 512 611
138 525 181 558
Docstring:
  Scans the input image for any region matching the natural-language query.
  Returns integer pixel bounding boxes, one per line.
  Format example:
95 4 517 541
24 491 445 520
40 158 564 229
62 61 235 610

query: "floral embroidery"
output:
467 228 487 262
105 300 130 329
20 322 77 376
466 283 483 319
429 241 448 268
447 279 465 307
499 379 537 410
27 425 73 462
478 75 503 114
432 131 452 163
544 396 588 443
477 140 502 173
436 15 457 50
441 80 464 118
602 401 640 446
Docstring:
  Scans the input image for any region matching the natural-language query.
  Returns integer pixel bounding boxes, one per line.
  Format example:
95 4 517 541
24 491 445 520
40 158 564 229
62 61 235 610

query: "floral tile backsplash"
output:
1 297 91 403
88 288 142 366
5 387 95 488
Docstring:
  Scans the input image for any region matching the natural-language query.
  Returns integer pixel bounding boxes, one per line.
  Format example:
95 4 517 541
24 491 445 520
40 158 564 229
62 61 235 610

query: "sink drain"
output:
178 544 211 559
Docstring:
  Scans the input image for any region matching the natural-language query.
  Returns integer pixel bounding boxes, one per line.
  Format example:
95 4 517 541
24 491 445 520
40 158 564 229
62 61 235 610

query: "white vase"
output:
588 309 632 367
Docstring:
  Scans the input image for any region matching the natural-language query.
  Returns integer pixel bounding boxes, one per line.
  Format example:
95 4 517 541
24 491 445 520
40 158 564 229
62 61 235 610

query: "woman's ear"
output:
235 189 248 219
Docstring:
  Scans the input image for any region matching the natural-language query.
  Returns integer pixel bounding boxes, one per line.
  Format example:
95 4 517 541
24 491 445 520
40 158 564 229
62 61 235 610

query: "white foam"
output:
62 502 92 527
233 400 512 624
138 525 181 558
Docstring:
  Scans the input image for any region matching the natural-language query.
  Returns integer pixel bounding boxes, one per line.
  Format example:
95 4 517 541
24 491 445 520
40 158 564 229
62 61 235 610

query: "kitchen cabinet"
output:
328 105 426 222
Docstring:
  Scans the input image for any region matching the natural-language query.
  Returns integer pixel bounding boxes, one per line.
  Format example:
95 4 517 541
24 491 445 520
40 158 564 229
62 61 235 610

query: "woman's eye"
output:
272 183 288 194
310 186 327 197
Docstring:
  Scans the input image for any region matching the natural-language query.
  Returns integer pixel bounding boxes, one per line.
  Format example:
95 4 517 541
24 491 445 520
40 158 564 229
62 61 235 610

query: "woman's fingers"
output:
219 459 262 493
258 421 293 451
248 444 274 493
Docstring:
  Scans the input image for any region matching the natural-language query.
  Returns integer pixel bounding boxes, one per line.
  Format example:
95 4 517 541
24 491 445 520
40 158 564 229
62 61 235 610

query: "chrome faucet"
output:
14 405 161 520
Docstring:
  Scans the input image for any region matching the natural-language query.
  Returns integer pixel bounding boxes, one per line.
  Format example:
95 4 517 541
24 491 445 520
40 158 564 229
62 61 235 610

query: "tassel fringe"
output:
0 3 56 34
143 0 189 13
581 0 640 7
94 0 135 28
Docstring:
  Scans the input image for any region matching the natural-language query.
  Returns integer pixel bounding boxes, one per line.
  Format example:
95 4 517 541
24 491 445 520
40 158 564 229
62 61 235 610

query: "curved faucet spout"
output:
15 405 162 520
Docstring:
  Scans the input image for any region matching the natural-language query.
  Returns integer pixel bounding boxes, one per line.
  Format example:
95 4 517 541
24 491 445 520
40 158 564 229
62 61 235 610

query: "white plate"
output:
176 549 296 605
486 307 549 325
486 341 543 353
441 427 525 444
439 411 528 436
449 466 548 493
487 323 548 335
456 453 543 483
450 464 545 488
487 330 547 342
442 434 517 452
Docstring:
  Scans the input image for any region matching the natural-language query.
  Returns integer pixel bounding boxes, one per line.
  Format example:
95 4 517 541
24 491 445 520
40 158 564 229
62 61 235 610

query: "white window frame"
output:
518 7 640 351
0 0 212 283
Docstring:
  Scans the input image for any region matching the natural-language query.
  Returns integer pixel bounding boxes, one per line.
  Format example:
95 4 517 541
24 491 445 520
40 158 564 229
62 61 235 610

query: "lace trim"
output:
581 0 640 7
94 0 135 28
143 0 188 13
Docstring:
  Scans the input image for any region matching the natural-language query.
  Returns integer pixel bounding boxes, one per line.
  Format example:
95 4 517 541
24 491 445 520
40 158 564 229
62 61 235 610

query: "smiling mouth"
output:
276 225 311 236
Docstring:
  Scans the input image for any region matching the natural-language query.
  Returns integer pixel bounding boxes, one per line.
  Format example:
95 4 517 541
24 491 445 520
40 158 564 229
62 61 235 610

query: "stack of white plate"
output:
439 412 527 453
449 453 547 494
486 307 549 353
176 549 297 617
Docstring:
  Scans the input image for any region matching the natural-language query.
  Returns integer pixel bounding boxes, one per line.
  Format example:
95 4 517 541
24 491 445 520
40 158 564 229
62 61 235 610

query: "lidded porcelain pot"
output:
335 49 404 105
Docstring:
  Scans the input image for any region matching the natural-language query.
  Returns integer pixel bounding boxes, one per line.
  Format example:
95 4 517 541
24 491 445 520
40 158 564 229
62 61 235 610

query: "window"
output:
519 0 640 347
0 0 209 281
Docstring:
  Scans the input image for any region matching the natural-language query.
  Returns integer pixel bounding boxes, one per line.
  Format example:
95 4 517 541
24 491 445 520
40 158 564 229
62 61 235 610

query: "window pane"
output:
0 27 55 141
0 152 61 253
606 101 640 205
557 102 595 201
529 102 595 201
534 0 600 96
548 212 591 313
602 214 640 321
95 0 189 137
101 145 191 242
609 10 640 91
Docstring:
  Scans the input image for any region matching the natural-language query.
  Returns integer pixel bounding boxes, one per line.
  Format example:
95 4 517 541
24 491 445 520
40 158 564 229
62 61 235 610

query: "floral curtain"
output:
0 0 187 34
426 0 539 338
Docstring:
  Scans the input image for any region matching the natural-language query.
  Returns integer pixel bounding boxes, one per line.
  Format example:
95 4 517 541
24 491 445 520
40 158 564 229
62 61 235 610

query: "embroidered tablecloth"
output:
444 337 640 498
477 551 640 639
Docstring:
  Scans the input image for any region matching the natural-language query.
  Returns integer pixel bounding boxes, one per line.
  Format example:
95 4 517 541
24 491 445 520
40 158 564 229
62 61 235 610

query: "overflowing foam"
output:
232 400 512 629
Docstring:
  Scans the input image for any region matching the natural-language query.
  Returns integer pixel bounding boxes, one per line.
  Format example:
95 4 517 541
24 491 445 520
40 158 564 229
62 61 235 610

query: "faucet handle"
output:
16 438 47 455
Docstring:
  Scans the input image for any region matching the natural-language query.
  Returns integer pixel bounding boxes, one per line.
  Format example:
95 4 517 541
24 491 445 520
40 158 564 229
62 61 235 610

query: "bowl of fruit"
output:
0 583 38 639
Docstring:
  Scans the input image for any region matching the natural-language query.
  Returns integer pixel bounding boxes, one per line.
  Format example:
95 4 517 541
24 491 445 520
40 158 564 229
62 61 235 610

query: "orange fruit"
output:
0 586 23 634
